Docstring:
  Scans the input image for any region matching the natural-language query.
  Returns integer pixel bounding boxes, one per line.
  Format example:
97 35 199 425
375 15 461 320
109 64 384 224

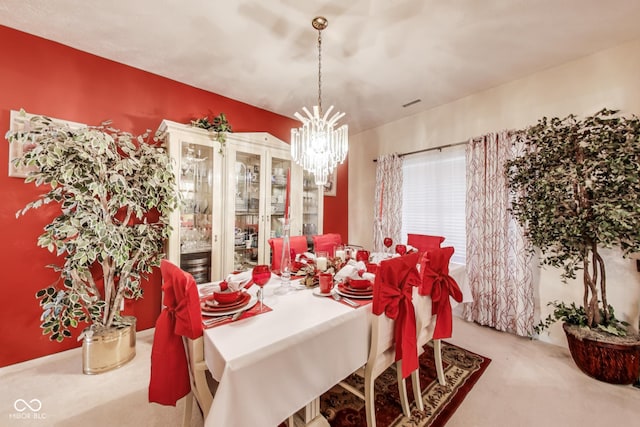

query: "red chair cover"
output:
418 247 462 340
372 252 421 378
268 235 309 272
149 260 203 406
312 233 343 255
407 234 445 253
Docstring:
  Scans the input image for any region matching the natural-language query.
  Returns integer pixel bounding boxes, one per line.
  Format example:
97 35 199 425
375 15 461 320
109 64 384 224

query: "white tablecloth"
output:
201 263 470 427
202 279 370 427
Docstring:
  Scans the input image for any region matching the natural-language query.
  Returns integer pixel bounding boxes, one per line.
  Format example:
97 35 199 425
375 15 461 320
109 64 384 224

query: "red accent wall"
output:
323 160 349 242
0 25 347 367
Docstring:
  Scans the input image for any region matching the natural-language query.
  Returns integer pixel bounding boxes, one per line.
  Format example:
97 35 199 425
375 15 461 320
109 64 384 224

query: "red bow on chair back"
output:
373 252 420 378
149 260 203 406
418 247 462 340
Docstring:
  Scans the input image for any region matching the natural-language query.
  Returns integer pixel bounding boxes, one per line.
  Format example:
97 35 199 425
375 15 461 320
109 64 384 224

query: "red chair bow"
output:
373 252 420 378
149 260 203 406
418 247 462 340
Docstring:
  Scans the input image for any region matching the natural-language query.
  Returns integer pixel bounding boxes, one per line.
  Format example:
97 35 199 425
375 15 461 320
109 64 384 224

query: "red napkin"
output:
418 247 462 340
372 252 421 378
202 302 273 329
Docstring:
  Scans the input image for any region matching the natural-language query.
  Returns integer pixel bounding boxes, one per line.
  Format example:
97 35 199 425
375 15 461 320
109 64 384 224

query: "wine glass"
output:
395 244 407 256
383 237 393 251
252 264 271 312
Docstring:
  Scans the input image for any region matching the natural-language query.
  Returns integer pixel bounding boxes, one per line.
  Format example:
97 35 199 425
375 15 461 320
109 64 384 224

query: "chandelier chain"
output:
317 28 322 115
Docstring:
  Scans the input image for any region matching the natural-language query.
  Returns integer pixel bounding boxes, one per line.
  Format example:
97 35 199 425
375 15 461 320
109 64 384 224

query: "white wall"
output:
349 38 640 347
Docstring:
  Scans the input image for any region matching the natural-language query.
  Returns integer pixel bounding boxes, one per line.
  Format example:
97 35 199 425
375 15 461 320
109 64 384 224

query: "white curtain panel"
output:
462 131 535 336
373 154 403 252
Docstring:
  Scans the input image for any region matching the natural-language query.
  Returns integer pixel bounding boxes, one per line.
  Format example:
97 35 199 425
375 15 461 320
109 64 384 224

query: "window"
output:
401 145 466 264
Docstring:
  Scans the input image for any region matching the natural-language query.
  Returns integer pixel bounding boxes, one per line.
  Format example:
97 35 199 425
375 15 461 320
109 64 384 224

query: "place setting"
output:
309 260 375 308
200 265 274 328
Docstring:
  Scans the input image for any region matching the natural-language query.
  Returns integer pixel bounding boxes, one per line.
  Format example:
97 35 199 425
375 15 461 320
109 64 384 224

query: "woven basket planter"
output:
563 323 640 385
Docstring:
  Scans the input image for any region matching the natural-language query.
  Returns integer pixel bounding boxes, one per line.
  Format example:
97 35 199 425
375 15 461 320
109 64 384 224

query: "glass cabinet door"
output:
302 170 323 239
233 151 262 271
178 143 214 283
270 158 290 238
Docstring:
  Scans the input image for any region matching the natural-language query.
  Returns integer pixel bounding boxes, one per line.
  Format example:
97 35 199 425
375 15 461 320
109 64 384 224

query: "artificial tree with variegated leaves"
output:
505 108 640 336
6 112 178 342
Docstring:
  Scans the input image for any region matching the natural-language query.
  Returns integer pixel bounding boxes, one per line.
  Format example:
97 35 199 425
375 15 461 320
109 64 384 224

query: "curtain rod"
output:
372 140 467 162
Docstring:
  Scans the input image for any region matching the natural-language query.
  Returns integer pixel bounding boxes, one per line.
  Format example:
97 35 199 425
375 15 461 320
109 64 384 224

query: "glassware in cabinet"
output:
159 120 223 283
302 169 323 238
233 151 261 271
270 157 290 238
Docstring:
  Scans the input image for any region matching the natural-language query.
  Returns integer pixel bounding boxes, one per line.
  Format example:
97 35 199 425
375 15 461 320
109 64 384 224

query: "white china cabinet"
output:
159 120 323 281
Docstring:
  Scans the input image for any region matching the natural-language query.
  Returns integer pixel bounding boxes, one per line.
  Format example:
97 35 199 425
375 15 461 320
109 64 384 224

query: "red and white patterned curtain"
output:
462 131 534 336
373 154 403 252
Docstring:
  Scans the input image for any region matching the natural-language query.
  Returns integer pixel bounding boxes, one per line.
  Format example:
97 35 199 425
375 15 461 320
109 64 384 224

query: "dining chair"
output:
149 260 213 427
338 252 422 427
415 246 463 394
268 235 309 272
311 232 343 255
406 233 445 253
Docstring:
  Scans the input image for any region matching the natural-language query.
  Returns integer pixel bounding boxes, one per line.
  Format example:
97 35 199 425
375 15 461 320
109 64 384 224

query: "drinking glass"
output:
252 264 271 312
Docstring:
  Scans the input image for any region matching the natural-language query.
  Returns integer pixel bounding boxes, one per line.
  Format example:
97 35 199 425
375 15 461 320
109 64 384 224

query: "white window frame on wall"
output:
401 144 466 264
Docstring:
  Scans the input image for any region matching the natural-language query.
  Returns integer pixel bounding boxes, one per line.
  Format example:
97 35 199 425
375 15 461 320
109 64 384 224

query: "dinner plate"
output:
336 284 373 299
201 295 258 317
312 288 332 297
338 283 373 297
204 292 249 309
201 293 255 316
336 288 372 299
342 283 373 294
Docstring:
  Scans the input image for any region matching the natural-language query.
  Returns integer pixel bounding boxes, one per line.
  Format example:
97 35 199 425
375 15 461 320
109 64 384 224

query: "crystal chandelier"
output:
291 16 348 186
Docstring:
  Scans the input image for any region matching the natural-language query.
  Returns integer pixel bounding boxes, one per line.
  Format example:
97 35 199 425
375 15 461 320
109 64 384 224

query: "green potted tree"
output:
6 111 178 374
505 108 640 384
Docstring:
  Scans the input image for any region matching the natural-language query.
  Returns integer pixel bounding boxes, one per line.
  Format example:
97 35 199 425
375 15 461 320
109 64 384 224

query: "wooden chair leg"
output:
364 370 377 427
396 361 410 416
434 339 445 385
411 369 424 411
182 392 193 427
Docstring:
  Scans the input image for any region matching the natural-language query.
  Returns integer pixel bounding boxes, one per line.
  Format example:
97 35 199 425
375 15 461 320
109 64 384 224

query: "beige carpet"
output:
1 317 637 427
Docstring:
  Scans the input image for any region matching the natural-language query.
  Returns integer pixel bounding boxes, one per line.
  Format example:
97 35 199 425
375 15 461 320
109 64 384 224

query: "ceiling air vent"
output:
402 99 421 108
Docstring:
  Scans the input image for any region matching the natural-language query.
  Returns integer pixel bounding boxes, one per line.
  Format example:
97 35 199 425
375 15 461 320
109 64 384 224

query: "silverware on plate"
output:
331 291 358 307
203 315 232 326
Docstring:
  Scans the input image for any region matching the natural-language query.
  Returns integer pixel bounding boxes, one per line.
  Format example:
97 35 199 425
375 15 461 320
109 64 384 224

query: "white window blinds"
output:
401 145 466 264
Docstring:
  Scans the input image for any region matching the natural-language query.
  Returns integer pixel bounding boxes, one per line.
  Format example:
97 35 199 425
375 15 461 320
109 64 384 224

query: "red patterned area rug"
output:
320 341 491 427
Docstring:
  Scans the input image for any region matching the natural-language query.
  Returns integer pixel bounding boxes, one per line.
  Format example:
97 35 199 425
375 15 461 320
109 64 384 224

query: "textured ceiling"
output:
2 0 640 133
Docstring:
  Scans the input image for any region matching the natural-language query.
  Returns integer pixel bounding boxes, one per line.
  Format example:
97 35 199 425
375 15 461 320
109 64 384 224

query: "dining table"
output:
200 277 371 427
199 261 470 427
